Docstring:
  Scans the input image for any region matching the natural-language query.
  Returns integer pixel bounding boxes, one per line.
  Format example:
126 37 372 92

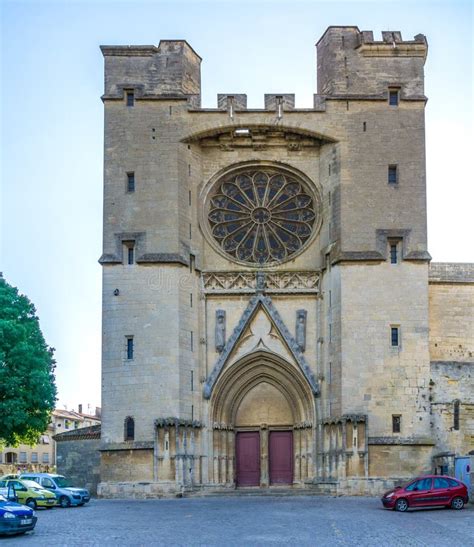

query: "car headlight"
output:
36 496 45 500
3 512 16 519
385 492 394 498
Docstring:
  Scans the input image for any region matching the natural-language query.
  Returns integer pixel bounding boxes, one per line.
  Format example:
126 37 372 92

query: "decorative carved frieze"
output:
202 271 320 294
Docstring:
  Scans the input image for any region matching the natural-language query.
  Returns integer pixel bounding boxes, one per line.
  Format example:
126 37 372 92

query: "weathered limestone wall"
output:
431 362 474 455
339 262 431 437
101 449 154 482
55 436 101 495
429 263 474 362
369 444 433 476
428 263 474 457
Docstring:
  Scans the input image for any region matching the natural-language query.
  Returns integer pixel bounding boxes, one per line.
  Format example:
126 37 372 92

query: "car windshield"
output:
54 476 73 488
22 480 42 489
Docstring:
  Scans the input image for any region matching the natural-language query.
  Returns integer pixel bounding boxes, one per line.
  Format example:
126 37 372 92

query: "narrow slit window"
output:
126 336 134 360
126 91 135 107
453 400 460 431
124 417 135 441
388 165 398 184
190 293 193 307
127 172 135 193
392 415 401 433
190 331 194 352
191 370 194 392
390 242 398 264
389 89 399 106
127 245 134 265
391 326 400 347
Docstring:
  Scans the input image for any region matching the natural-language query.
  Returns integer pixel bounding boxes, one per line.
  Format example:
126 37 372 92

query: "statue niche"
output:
295 309 307 352
215 309 226 352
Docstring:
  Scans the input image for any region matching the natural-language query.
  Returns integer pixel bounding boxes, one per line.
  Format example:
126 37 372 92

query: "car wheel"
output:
59 496 71 508
26 499 37 510
395 498 409 512
46 506 54 510
451 496 464 510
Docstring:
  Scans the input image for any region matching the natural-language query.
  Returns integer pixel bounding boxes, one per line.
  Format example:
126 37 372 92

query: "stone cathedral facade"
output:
98 27 474 497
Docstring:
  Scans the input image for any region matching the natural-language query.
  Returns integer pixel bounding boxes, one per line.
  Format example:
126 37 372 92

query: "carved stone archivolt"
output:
203 293 320 399
202 271 320 294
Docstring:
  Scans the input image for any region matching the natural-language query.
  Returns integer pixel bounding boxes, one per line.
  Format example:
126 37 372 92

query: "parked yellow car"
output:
0 479 56 509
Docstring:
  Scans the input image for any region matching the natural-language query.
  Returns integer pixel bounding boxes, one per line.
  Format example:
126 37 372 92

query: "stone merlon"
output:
100 26 428 109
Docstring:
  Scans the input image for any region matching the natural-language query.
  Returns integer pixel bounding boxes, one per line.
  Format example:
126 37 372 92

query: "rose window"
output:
207 168 318 265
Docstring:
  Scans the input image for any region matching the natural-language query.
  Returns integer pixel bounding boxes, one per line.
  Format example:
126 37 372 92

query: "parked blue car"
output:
0 492 37 536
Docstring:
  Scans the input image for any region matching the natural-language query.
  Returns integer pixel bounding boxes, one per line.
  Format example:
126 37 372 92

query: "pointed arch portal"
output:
209 350 316 487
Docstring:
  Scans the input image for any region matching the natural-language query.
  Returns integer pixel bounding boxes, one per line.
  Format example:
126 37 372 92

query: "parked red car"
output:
381 475 469 512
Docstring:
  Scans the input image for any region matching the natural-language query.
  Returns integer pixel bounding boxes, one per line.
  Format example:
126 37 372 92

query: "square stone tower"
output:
99 27 435 497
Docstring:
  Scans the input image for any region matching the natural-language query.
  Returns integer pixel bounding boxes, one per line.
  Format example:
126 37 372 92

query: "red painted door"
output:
269 431 293 485
236 431 260 486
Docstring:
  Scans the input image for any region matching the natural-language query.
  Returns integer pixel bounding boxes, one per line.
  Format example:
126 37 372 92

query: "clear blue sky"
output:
1 0 473 412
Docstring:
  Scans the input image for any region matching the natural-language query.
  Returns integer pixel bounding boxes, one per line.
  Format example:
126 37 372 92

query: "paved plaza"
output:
5 495 473 546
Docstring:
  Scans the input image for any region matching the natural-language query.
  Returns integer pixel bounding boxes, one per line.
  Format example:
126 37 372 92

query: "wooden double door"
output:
235 430 293 486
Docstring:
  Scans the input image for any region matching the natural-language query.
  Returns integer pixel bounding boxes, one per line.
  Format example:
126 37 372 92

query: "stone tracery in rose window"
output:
207 168 318 265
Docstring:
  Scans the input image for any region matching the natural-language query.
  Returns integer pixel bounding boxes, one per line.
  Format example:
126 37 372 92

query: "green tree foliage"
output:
0 276 57 446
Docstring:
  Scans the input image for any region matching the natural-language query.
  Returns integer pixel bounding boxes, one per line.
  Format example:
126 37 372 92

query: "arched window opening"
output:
453 400 460 431
124 416 135 441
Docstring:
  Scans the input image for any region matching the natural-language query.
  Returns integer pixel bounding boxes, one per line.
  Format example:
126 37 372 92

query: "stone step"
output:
184 485 335 498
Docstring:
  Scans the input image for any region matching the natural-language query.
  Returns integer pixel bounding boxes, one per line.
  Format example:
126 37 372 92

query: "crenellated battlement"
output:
317 27 428 98
101 26 428 109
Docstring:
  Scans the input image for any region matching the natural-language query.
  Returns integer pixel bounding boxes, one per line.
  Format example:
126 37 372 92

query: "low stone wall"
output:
97 481 182 499
54 425 101 495
337 477 412 496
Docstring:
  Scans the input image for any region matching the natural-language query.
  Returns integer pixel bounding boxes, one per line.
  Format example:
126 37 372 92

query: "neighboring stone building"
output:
54 425 101 495
97 26 473 497
0 407 101 475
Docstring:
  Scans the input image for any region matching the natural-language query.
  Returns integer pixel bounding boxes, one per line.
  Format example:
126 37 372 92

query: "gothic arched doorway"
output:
210 350 316 487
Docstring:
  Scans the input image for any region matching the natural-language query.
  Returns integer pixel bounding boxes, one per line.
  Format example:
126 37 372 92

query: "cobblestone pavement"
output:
4 496 473 546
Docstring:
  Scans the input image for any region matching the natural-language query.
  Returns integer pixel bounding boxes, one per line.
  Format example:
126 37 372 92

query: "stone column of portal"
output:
213 429 219 485
228 430 235 485
182 426 188 487
260 424 269 487
153 427 159 482
220 429 227 484
306 428 313 480
302 428 307 481
294 428 301 482
175 424 181 487
189 428 195 487
340 420 347 479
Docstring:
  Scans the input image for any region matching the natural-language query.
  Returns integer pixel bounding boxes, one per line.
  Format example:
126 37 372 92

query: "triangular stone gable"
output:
203 294 320 399
224 306 295 370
